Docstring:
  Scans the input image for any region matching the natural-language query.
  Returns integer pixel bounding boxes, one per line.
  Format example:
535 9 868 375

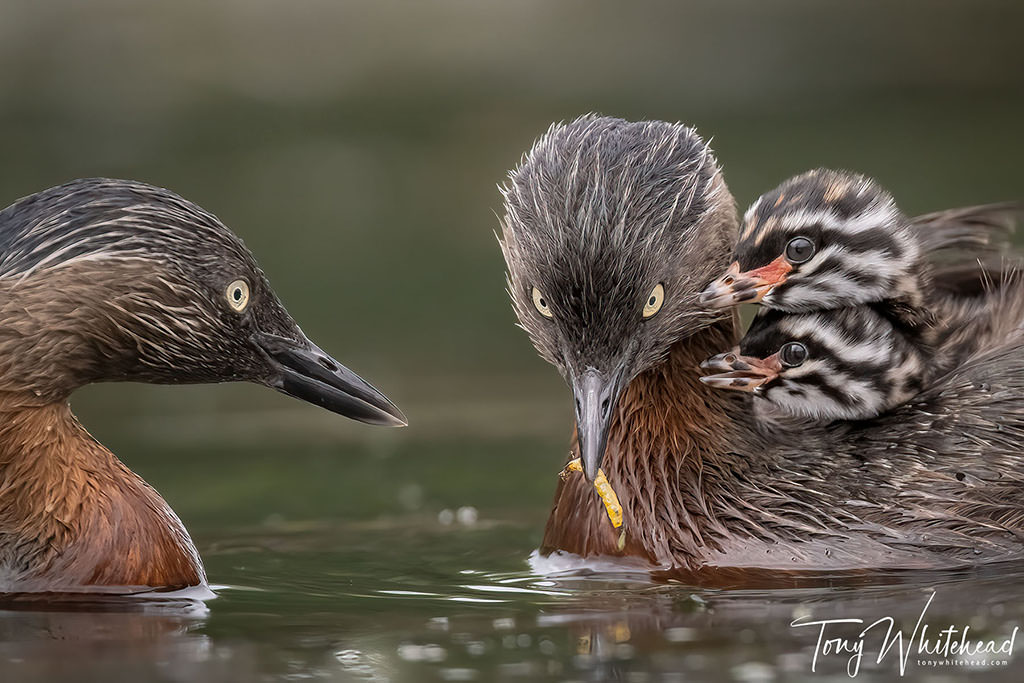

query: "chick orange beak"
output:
699 256 793 308
699 349 782 394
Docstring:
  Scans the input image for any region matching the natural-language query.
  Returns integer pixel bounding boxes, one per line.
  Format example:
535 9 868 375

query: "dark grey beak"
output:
254 332 407 427
572 367 625 482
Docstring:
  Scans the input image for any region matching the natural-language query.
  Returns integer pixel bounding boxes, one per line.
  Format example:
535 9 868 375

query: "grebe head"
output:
0 177 405 426
700 169 921 312
498 116 737 479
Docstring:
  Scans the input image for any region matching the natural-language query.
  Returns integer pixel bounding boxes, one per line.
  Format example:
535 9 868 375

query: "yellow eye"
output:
532 286 553 318
226 279 250 312
642 283 664 318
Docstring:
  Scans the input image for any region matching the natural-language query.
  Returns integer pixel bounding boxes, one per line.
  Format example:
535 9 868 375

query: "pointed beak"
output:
572 367 625 482
254 332 407 427
700 349 781 394
699 257 793 309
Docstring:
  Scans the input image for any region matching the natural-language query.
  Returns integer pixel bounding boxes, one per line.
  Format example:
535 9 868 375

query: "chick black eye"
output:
785 236 815 264
779 341 808 368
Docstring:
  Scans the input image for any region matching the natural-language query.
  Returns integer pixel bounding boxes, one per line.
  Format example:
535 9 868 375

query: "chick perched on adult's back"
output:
700 305 932 421
698 168 1017 422
699 168 1014 327
500 115 1024 573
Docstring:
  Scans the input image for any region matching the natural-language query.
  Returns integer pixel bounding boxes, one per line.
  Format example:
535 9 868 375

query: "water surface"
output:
2 434 1022 682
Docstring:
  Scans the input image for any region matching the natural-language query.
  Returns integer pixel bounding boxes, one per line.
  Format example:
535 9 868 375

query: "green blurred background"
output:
2 0 1020 450
0 0 1021 522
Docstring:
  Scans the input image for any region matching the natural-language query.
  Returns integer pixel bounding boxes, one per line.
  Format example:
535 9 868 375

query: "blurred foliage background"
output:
0 0 1020 459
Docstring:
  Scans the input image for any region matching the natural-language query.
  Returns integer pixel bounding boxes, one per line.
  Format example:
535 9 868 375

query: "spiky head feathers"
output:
499 116 737 380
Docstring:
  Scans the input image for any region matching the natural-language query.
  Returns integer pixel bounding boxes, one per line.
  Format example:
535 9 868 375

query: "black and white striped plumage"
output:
699 169 1014 323
698 168 1018 421
701 305 930 421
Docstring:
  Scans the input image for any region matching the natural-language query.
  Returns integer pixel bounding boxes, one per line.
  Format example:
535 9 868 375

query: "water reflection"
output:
3 516 1024 681
384 563 1024 682
0 595 212 683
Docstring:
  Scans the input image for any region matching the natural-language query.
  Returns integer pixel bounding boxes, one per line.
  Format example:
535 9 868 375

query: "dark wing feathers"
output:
912 201 1020 263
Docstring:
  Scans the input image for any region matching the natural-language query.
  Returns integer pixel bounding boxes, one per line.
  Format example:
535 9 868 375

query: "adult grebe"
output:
0 178 405 593
498 116 1024 574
